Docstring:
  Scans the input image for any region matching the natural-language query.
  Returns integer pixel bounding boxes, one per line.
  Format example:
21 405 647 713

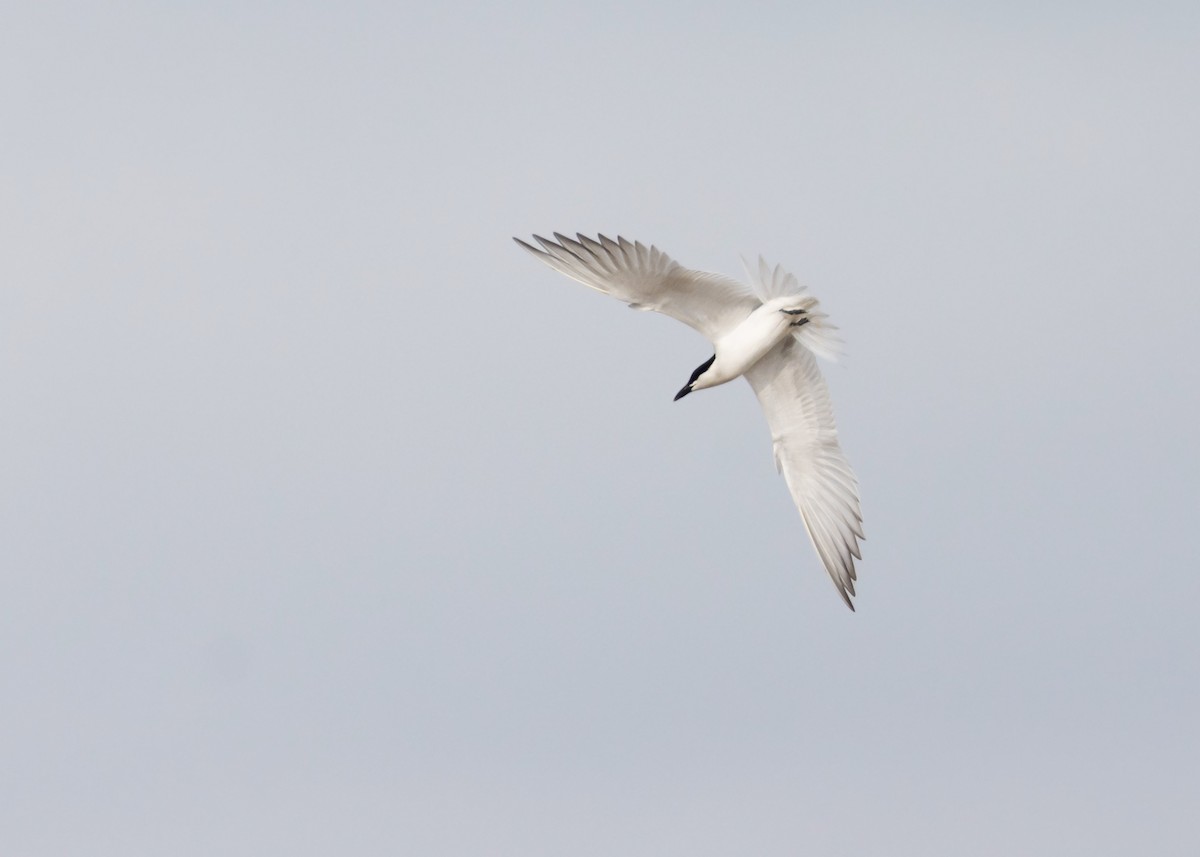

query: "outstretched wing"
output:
744 337 864 610
514 233 760 342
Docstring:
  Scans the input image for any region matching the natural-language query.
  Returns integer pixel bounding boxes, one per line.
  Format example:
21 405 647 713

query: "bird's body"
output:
514 233 864 610
703 296 819 390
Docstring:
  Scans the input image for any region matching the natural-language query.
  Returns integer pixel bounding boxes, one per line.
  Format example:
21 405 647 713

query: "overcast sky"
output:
3 2 1199 855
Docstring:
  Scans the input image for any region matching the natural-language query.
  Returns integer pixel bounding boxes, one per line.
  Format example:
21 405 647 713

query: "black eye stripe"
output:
687 354 716 385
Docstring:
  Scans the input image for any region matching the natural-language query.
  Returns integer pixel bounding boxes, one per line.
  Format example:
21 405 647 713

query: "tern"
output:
514 233 864 610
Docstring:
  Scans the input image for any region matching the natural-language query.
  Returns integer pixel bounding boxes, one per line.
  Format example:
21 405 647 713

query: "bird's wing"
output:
514 233 760 342
744 337 864 610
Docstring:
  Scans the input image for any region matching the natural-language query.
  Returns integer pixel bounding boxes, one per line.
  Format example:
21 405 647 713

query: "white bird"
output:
515 233 864 610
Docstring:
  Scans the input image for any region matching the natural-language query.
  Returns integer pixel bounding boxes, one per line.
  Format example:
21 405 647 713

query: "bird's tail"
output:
742 255 844 361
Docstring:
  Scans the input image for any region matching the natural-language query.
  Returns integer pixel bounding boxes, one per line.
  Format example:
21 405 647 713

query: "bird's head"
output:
674 354 717 401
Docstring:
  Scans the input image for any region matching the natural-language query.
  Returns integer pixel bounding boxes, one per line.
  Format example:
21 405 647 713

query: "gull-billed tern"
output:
515 233 864 610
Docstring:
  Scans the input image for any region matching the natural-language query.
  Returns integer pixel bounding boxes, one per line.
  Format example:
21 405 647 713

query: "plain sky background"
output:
3 2 1198 855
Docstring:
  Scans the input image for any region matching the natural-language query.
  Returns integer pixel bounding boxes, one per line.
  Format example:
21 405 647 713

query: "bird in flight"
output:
514 233 864 610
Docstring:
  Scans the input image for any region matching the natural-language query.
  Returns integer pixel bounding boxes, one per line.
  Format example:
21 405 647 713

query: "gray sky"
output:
3 2 1198 855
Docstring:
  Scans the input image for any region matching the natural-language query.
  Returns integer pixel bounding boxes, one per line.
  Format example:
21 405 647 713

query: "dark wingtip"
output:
673 385 692 401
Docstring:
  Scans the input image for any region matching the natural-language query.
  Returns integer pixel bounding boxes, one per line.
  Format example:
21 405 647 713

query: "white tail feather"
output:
742 255 844 361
